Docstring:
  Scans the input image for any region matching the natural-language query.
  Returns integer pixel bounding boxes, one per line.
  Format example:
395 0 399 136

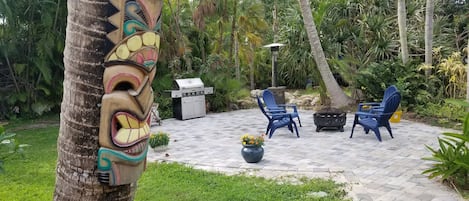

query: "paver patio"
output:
148 108 464 201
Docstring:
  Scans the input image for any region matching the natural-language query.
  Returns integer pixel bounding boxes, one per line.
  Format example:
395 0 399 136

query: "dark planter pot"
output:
241 145 264 163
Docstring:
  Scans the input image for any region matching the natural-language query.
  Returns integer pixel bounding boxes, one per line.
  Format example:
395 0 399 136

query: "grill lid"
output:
174 78 204 90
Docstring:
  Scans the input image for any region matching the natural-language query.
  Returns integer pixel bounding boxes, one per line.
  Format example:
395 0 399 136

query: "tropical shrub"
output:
0 125 29 173
437 51 466 99
152 68 174 119
355 61 406 101
414 100 467 125
148 132 170 148
423 113 469 192
0 1 67 119
199 55 248 112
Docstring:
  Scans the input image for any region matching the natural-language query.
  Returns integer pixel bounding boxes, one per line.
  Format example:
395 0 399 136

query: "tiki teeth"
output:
123 141 146 154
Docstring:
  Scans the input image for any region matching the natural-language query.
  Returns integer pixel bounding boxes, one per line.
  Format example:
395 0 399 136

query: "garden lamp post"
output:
263 43 285 87
263 43 286 104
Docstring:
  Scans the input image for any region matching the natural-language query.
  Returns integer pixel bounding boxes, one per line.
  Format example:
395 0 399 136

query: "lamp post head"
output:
263 43 285 53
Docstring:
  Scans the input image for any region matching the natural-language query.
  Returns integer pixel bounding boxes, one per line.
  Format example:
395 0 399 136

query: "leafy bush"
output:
152 71 174 119
422 113 469 192
356 61 405 101
0 125 29 173
436 51 466 99
355 59 447 110
415 100 467 125
148 132 170 148
199 56 248 112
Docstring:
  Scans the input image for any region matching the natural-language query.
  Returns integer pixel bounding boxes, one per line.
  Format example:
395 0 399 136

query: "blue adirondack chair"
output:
350 92 401 142
262 89 302 127
358 85 398 113
256 96 299 139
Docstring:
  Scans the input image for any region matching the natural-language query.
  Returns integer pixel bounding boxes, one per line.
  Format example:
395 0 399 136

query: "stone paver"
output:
147 109 464 201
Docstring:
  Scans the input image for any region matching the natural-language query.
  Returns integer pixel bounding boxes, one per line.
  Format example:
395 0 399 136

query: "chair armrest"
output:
267 108 286 113
355 111 380 118
277 104 298 112
358 102 381 111
278 104 297 107
269 112 293 118
355 111 395 118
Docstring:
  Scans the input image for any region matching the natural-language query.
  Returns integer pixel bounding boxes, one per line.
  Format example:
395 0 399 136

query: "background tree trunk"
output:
424 0 434 77
466 39 468 102
297 0 353 108
229 0 238 63
54 1 134 200
398 0 409 65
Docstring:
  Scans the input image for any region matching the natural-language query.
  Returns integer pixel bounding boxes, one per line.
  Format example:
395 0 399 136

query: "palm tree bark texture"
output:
424 0 434 77
55 0 162 200
398 0 409 65
297 0 353 108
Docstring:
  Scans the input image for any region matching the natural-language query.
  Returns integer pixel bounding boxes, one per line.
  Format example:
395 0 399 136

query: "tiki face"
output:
97 0 162 186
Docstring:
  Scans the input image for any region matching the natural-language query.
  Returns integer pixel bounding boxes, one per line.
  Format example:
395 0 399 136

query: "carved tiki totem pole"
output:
97 0 162 186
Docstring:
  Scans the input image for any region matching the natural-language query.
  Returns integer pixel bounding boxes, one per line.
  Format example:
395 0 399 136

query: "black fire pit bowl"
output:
313 108 346 132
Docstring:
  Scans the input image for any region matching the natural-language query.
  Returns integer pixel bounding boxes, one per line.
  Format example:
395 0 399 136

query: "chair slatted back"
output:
380 85 398 107
256 96 270 120
377 92 401 125
262 90 280 110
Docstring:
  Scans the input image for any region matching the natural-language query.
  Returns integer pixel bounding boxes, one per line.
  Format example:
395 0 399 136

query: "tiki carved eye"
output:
103 65 146 94
109 77 139 92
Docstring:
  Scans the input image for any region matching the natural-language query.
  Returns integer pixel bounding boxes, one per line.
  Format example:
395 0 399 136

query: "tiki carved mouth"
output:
112 112 150 148
123 140 148 155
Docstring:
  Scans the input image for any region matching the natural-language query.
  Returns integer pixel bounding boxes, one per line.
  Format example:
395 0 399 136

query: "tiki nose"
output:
128 76 154 115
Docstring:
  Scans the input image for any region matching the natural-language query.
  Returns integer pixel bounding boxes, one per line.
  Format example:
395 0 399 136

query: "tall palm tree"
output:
297 0 353 107
236 0 268 85
398 0 409 64
425 0 434 77
54 1 138 200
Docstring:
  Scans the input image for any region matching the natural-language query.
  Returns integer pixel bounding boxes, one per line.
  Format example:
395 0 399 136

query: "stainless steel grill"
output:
171 78 213 120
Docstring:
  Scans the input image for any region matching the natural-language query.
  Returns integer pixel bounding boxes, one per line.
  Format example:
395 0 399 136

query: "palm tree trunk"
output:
424 0 434 77
398 0 409 65
54 1 134 200
297 0 353 108
229 0 237 63
235 32 240 80
466 39 468 102
250 44 255 90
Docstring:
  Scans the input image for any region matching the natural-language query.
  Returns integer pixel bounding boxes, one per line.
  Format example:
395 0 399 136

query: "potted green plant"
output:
240 133 265 163
148 131 170 152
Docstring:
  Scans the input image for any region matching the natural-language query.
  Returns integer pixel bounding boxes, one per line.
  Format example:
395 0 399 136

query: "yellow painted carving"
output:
129 129 139 142
127 35 143 52
143 124 150 134
128 116 139 128
155 34 160 49
116 44 130 59
115 130 130 143
142 32 156 46
117 115 130 128
108 53 118 61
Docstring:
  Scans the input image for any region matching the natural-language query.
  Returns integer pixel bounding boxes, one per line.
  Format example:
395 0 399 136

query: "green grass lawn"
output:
1 121 349 201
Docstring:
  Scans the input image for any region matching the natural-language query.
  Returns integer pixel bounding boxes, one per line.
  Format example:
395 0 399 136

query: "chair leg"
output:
297 117 302 127
385 125 394 138
350 116 358 138
287 123 293 132
269 128 274 139
372 128 382 142
292 121 300 138
266 122 272 135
